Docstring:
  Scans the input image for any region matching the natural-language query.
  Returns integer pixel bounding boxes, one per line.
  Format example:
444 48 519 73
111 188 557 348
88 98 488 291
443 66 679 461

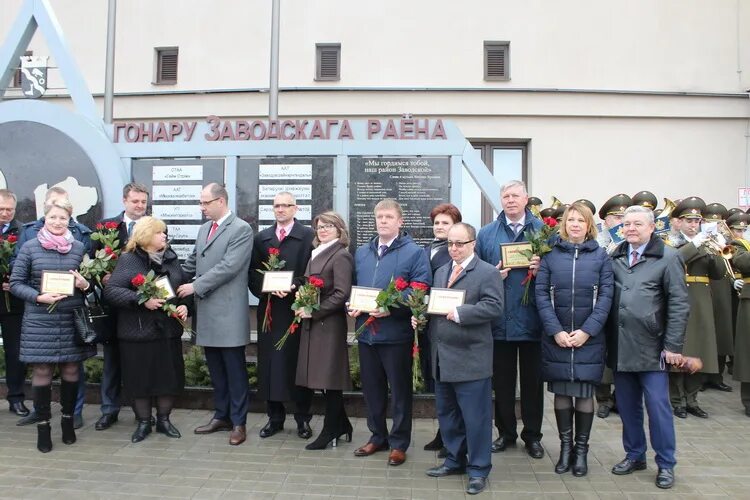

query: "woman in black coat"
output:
10 200 95 453
535 202 614 477
103 217 192 443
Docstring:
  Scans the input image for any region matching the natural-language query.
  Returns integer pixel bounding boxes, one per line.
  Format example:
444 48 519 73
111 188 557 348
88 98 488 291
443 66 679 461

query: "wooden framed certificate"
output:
154 276 176 300
41 271 75 296
427 288 466 315
500 242 533 269
348 286 380 313
261 271 294 293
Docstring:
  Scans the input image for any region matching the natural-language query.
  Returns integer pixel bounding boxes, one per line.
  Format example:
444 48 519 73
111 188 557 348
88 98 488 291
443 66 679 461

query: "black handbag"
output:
73 290 114 346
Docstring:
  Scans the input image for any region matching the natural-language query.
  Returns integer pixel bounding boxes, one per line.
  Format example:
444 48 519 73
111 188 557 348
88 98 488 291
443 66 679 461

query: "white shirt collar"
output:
214 211 231 227
378 235 398 248
311 238 339 261
453 253 474 269
505 214 526 227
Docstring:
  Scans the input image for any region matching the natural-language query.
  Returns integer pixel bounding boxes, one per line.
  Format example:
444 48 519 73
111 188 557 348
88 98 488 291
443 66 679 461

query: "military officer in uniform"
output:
594 194 631 418
728 213 750 415
631 191 658 211
703 203 734 392
668 197 724 419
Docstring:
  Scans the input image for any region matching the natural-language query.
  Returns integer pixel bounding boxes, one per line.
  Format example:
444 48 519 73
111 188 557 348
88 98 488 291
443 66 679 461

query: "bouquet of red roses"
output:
518 216 558 305
354 276 408 338
256 247 286 333
131 270 193 334
79 221 121 288
0 233 18 311
399 281 430 392
275 275 324 350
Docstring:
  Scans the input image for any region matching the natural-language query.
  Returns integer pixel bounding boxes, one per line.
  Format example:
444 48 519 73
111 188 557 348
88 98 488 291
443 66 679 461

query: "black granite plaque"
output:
349 157 450 250
236 157 334 232
131 158 224 260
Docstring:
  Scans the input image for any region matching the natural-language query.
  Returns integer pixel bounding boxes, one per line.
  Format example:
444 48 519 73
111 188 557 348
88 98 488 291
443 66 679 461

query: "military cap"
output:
631 191 658 210
539 207 556 219
553 205 569 221
727 212 750 231
653 209 663 218
598 193 632 220
527 197 543 208
727 207 744 218
703 203 727 221
672 196 706 219
574 199 596 217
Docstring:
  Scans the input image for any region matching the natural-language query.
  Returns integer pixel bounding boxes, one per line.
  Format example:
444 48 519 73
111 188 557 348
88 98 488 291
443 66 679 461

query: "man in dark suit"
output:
0 189 29 417
179 183 254 446
423 223 504 495
93 182 149 431
248 191 315 440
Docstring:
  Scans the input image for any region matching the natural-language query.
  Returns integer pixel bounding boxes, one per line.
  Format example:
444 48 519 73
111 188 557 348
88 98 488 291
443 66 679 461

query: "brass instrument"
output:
701 223 736 280
550 196 563 209
529 204 541 219
660 198 677 219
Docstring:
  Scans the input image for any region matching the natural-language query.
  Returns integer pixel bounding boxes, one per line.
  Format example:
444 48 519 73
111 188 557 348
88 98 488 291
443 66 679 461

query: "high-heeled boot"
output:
554 408 574 474
60 380 78 445
572 411 594 477
34 385 53 453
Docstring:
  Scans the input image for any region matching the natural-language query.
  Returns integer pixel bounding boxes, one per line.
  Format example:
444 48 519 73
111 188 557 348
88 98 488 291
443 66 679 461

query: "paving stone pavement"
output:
0 379 748 499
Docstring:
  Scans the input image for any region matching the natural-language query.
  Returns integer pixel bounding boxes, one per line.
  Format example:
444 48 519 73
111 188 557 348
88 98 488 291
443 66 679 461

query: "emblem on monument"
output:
20 55 48 98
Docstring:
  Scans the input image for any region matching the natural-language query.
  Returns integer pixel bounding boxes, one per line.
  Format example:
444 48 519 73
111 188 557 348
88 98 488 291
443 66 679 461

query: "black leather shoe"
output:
424 430 443 451
596 404 611 419
656 467 675 489
437 447 448 459
673 406 687 419
17 410 42 426
611 457 647 475
131 420 152 443
156 417 181 438
686 406 708 418
704 381 733 392
95 413 119 431
425 464 465 477
466 477 487 495
297 421 313 439
9 401 29 416
525 440 545 459
491 436 516 453
259 420 284 438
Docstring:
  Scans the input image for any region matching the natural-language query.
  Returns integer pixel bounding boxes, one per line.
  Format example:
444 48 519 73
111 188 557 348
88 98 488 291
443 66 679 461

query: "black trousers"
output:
267 388 313 426
358 342 413 451
492 340 544 443
204 346 250 426
0 313 25 404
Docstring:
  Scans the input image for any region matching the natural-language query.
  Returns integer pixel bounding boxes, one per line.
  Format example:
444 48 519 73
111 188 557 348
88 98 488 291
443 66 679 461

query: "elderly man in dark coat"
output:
249 191 315 440
423 223 503 496
606 206 689 490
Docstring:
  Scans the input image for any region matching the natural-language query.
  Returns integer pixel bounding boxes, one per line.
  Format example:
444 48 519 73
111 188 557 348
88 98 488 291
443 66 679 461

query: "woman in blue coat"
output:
535 202 614 477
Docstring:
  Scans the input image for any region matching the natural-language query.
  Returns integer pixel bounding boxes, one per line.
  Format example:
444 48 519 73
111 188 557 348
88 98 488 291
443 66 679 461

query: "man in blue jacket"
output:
349 198 431 466
476 180 546 459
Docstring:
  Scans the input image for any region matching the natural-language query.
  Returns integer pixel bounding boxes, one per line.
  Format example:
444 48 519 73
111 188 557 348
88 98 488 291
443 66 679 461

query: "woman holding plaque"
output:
534 202 614 477
10 200 94 453
103 217 192 443
295 211 354 450
422 203 462 454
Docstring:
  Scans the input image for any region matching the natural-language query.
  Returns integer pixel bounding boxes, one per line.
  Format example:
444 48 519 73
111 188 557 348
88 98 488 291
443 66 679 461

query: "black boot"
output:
554 408 574 474
424 428 444 451
33 385 52 453
156 415 181 438
339 407 353 443
131 419 152 443
572 411 594 477
306 391 348 450
60 380 78 445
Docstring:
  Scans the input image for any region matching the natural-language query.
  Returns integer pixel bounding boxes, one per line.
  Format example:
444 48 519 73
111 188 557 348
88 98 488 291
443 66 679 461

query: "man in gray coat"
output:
178 183 253 446
423 223 504 496
606 206 689 490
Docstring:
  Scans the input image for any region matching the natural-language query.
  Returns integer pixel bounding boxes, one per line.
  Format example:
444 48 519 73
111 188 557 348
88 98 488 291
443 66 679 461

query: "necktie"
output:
511 223 521 236
279 228 287 242
630 250 638 267
127 221 135 236
207 221 219 241
378 244 388 258
448 264 463 288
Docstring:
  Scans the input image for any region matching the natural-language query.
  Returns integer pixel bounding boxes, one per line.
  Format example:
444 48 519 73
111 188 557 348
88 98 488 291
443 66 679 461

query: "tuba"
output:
660 198 677 219
550 196 563 209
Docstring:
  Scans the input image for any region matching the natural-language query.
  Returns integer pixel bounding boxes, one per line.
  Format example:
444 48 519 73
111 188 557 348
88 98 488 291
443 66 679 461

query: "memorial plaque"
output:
349 157 450 250
236 157 334 231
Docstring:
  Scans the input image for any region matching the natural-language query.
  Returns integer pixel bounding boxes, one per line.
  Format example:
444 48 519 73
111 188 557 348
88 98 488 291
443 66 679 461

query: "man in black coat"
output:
0 189 29 417
93 183 149 431
248 192 314 439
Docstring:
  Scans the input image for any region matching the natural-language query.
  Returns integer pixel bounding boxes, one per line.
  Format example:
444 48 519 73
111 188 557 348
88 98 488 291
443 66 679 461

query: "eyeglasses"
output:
273 203 296 209
447 239 475 248
316 223 336 231
198 197 220 207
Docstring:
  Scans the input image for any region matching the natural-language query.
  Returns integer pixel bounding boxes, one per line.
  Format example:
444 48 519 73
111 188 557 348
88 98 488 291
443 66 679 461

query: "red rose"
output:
410 281 428 291
105 221 119 230
289 322 299 334
7 234 17 243
394 277 409 291
96 223 104 230
268 247 280 256
309 276 324 288
412 343 420 358
543 217 558 228
104 246 114 255
111 254 118 260
131 274 146 287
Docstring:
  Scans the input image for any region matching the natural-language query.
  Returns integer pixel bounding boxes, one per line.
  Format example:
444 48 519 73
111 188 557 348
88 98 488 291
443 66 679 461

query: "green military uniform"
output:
668 197 724 417
728 214 750 414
